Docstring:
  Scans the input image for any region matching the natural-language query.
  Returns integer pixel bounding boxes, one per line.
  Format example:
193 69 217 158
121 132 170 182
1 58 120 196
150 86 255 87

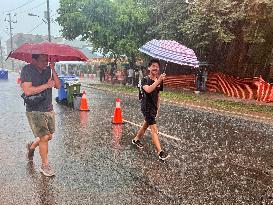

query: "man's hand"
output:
144 74 166 94
158 73 166 82
49 62 55 70
49 62 61 89
47 78 55 88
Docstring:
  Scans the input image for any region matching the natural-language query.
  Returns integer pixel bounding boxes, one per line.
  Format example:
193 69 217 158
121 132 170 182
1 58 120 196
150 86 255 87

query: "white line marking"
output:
84 85 273 122
123 119 182 142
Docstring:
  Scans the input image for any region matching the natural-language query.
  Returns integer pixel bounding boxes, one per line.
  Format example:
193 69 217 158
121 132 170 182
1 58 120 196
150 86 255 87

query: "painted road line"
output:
123 119 182 142
82 84 273 122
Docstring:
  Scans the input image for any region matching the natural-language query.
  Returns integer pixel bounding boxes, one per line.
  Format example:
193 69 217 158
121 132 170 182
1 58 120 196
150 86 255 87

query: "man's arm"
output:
143 74 166 93
49 63 61 89
21 79 54 96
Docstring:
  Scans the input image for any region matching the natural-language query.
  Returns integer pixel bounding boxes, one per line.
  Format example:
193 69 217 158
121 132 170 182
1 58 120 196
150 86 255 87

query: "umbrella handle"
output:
49 62 55 78
163 62 168 74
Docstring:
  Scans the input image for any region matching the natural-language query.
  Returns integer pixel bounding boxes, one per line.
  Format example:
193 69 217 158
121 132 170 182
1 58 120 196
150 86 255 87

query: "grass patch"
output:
161 90 199 102
91 83 273 118
209 99 273 115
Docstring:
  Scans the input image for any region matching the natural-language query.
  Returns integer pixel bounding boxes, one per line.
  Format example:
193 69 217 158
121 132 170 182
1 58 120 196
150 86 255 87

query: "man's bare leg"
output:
39 135 50 165
132 121 148 148
30 137 40 150
30 134 52 150
150 124 162 153
150 124 170 160
134 121 149 141
39 135 55 176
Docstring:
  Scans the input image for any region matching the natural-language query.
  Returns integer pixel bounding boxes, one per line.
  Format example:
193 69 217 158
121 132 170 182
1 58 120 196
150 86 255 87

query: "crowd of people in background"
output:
98 62 209 94
99 64 147 86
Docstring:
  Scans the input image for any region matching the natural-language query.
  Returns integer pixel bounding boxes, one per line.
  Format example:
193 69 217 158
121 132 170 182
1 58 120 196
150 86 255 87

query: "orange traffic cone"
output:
112 98 123 124
79 90 90 111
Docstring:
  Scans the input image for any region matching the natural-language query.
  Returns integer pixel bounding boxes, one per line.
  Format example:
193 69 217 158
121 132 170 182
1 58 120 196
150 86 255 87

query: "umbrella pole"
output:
163 62 168 74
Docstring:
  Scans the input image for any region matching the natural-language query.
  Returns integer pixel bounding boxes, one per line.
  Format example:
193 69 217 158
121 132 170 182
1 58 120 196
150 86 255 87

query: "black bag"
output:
21 91 46 106
138 76 148 100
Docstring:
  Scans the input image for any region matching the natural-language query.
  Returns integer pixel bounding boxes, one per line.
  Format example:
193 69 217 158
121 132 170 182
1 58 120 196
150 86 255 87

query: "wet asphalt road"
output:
1 73 273 205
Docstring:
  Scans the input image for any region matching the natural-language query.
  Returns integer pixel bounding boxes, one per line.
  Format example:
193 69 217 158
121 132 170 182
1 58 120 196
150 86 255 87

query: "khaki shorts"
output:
26 111 55 138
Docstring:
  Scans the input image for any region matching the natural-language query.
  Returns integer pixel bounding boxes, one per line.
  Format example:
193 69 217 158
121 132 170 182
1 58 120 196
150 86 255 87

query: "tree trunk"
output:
225 24 249 77
225 40 240 76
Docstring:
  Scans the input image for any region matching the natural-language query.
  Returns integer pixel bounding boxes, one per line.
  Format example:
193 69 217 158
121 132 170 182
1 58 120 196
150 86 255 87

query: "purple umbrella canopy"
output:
139 39 199 67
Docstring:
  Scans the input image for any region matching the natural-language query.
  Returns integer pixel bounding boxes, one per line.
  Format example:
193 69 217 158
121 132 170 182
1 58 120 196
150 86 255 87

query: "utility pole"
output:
0 38 3 68
5 13 17 70
46 0 51 42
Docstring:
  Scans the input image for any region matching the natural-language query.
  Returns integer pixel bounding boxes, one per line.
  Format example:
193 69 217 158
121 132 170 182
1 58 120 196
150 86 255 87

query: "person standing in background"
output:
127 67 134 85
202 68 208 91
195 68 203 91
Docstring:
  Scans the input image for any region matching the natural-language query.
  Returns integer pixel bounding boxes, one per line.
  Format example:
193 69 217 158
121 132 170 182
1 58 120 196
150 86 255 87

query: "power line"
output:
16 2 46 16
27 21 45 33
5 0 37 13
51 13 58 18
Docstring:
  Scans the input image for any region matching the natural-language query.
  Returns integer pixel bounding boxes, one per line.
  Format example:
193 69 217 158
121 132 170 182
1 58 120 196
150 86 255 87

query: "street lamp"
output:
28 13 39 17
28 13 47 24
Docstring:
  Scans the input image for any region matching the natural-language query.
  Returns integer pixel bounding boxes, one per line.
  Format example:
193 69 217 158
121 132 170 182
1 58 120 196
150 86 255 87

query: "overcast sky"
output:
0 0 61 44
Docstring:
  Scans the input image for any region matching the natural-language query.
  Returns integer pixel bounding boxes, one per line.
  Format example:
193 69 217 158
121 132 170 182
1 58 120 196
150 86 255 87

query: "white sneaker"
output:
40 164 55 177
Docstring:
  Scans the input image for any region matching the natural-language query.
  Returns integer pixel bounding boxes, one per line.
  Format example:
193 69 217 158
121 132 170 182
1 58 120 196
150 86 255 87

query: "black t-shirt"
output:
196 70 203 81
141 76 163 116
20 64 53 112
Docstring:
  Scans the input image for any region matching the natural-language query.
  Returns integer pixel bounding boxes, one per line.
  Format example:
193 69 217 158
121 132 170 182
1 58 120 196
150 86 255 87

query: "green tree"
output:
113 0 150 66
153 0 273 77
57 0 273 78
57 0 150 67
57 0 117 53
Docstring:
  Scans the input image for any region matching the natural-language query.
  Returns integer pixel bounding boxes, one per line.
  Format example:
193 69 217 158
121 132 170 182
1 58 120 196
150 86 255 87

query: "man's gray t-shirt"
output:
20 64 53 112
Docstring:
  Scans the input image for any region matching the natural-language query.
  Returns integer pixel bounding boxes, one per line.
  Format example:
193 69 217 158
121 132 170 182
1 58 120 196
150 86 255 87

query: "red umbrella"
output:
7 42 89 63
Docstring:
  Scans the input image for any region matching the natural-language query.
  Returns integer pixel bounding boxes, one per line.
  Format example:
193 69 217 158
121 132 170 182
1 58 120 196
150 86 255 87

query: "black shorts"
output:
143 114 156 125
141 106 157 125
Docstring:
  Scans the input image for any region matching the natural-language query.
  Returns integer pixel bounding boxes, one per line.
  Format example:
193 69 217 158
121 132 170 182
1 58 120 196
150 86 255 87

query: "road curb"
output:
82 83 273 124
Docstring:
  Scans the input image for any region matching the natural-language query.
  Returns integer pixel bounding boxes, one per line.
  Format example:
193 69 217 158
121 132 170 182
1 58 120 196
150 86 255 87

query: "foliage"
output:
57 0 116 53
57 0 273 78
57 0 150 65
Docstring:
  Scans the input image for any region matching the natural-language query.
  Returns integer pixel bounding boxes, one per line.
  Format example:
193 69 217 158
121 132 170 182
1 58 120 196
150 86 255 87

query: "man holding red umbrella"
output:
20 54 60 177
8 42 88 176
